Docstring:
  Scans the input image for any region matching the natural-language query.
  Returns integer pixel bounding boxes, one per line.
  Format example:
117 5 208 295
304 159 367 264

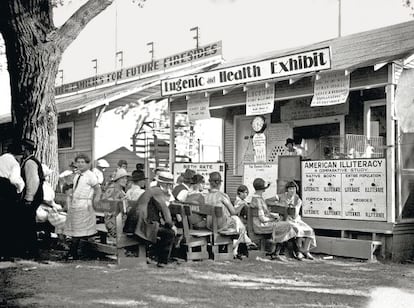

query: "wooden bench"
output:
81 199 147 267
181 202 238 261
303 217 393 261
246 202 289 250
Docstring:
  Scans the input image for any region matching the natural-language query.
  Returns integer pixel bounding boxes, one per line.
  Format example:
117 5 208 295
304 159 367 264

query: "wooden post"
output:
169 104 176 169
386 81 396 223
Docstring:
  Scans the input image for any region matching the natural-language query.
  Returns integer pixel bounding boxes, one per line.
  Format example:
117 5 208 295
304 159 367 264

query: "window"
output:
58 122 74 149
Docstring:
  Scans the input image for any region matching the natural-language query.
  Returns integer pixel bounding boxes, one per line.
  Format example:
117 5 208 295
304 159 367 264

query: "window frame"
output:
57 122 74 150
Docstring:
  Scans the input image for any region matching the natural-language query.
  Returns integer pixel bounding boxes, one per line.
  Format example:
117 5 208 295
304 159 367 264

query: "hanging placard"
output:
187 94 211 121
246 85 275 116
253 133 266 162
311 71 350 107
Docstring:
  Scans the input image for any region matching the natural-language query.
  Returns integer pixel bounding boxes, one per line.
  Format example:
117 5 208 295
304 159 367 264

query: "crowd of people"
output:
0 140 316 266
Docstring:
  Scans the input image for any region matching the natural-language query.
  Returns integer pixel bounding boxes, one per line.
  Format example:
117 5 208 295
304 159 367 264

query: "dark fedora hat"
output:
131 170 146 182
253 178 271 191
285 138 295 146
7 142 24 155
21 138 36 150
209 171 222 182
285 180 299 190
182 168 196 180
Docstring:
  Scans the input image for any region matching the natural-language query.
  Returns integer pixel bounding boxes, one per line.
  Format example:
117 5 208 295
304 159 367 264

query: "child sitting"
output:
234 185 249 224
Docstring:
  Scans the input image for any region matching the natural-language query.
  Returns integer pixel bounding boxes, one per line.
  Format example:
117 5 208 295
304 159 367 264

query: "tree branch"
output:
56 0 114 52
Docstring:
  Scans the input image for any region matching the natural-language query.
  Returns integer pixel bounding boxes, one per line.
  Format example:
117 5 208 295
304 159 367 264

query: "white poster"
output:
173 162 225 192
311 71 350 107
253 133 266 162
187 94 211 122
301 159 387 221
395 68 414 133
243 163 278 201
246 85 275 116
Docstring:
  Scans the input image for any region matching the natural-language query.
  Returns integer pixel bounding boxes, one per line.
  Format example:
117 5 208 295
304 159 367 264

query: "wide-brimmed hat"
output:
97 159 109 168
285 138 295 146
182 168 196 180
253 178 270 191
8 142 24 155
155 171 174 184
285 180 299 190
131 170 146 182
22 138 36 151
209 171 222 182
113 168 130 181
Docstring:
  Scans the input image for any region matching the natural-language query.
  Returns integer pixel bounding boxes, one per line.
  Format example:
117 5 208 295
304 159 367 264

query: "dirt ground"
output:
1 249 414 308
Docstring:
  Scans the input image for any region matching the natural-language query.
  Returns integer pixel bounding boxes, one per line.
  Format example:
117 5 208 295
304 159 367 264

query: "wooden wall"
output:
58 111 94 172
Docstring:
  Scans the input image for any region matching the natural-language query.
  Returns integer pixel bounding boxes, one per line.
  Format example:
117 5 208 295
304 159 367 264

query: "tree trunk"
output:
1 0 61 187
0 0 115 187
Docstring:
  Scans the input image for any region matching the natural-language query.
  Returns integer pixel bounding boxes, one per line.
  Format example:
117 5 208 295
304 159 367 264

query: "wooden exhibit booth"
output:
160 21 414 261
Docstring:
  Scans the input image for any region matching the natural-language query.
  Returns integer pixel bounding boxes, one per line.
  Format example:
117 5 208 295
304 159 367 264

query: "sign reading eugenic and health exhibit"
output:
301 159 387 221
246 85 275 116
161 47 331 96
311 71 350 107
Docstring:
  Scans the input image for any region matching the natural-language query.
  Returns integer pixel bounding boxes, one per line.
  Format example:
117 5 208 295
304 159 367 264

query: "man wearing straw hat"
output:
124 170 176 267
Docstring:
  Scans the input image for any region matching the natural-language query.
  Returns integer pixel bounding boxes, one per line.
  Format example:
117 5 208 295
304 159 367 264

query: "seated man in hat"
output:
126 170 146 201
172 168 196 202
124 171 177 267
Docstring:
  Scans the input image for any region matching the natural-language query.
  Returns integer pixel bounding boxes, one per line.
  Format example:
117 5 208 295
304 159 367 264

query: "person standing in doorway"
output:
64 153 102 260
20 138 44 259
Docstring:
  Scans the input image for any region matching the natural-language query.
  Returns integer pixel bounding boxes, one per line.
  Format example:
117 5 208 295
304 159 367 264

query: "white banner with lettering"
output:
311 71 350 107
253 133 267 162
301 159 387 221
187 94 211 122
246 85 275 116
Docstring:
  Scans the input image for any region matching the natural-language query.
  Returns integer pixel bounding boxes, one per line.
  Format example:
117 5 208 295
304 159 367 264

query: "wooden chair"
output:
170 201 211 261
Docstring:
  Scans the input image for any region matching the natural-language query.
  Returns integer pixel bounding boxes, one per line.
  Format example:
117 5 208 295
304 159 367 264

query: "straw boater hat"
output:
155 171 174 184
97 159 110 168
253 178 270 191
113 168 130 181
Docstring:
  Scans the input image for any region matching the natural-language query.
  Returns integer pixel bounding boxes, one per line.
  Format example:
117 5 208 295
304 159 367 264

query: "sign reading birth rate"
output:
301 159 387 221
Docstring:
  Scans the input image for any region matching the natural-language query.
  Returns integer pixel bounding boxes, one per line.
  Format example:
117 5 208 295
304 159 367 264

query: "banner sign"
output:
311 71 350 107
161 47 331 96
253 133 267 162
301 159 387 221
55 41 222 96
281 97 348 122
173 162 225 192
395 68 414 133
246 85 275 116
187 94 211 122
243 163 278 201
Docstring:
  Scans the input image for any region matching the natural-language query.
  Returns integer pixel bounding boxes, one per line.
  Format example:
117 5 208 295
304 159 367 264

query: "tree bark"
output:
0 0 114 187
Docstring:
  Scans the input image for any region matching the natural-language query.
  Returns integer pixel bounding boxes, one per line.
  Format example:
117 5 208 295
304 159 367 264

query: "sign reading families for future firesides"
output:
301 159 387 221
187 94 211 122
246 85 275 116
311 71 350 107
173 162 225 192
161 47 331 96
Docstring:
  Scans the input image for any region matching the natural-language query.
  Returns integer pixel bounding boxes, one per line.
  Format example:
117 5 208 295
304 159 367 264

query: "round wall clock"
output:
251 115 266 133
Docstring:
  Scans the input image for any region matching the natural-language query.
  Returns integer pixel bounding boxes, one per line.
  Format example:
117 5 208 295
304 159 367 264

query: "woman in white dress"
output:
64 154 101 260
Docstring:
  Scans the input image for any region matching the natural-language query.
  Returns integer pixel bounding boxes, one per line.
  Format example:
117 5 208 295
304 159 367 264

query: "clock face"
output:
252 116 265 133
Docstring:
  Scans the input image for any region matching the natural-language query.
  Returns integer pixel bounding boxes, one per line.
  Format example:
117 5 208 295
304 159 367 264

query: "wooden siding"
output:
57 111 94 172
99 146 144 181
